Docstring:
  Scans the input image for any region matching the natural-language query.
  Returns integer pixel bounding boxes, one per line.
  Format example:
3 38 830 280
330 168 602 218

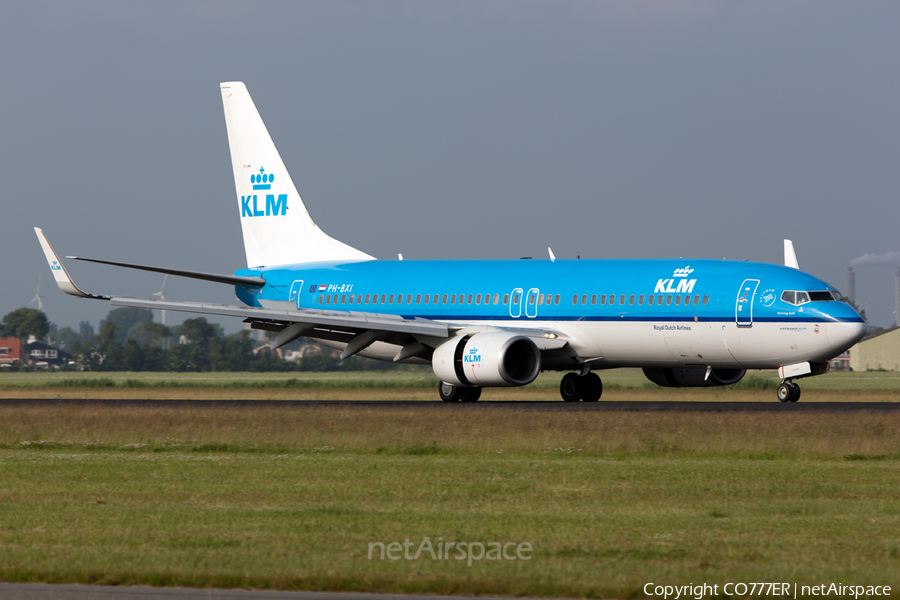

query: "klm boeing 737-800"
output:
36 82 866 402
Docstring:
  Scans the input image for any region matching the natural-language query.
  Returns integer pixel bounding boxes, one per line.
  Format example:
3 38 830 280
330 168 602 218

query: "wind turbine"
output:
29 274 44 312
152 274 168 325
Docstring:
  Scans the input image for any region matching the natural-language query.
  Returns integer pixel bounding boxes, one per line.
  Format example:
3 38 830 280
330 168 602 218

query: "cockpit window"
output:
781 290 833 305
808 291 834 302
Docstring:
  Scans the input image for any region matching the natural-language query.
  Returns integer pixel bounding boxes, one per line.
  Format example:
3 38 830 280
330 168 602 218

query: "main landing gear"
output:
777 380 801 403
439 382 482 402
560 372 603 402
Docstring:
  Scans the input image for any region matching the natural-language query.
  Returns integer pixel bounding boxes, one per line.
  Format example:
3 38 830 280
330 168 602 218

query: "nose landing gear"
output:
776 380 801 403
560 372 603 402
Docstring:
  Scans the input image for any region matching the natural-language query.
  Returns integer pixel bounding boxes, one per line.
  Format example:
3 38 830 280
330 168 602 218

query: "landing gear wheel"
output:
439 382 481 402
789 382 801 403
439 382 463 402
560 373 581 402
777 382 795 403
581 373 603 402
460 387 482 403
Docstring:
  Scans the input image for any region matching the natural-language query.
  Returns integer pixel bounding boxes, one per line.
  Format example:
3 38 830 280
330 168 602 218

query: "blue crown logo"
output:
251 167 274 190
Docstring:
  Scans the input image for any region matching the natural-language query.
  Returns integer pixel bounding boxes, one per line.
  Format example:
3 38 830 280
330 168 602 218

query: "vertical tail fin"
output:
220 82 373 268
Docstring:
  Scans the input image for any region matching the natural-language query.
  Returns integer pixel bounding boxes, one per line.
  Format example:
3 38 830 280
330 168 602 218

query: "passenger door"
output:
735 279 759 327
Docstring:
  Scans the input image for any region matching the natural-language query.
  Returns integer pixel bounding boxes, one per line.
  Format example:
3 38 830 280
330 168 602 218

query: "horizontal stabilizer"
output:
67 256 265 288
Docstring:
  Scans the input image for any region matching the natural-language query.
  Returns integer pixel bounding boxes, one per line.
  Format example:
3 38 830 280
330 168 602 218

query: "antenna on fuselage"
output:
548 248 556 262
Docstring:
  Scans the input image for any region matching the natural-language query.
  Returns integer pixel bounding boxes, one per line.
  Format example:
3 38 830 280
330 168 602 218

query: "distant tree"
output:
79 321 95 343
130 322 173 348
101 308 154 345
54 326 82 350
0 307 50 345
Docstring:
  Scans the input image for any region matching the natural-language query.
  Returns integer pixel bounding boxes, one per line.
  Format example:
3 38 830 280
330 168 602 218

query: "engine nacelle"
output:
643 367 746 388
433 332 541 387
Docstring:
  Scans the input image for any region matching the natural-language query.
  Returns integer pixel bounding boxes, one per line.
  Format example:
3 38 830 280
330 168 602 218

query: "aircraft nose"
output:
825 321 867 353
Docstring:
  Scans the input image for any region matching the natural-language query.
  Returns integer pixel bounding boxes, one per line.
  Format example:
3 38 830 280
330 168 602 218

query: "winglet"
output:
783 239 800 270
34 228 109 300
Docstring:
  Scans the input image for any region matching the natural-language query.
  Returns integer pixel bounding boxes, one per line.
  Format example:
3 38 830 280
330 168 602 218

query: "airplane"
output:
35 81 866 403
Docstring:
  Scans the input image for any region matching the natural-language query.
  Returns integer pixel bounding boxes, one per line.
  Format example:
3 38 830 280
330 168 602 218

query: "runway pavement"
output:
0 398 898 412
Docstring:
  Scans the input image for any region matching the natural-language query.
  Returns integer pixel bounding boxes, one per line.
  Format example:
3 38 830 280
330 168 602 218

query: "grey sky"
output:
2 1 899 333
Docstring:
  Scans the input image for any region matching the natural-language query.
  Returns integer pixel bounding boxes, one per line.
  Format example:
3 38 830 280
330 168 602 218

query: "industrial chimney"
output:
895 268 900 328
845 267 855 303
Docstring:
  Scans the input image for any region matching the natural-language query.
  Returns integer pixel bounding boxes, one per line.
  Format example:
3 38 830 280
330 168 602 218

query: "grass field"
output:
0 402 899 597
2 369 900 401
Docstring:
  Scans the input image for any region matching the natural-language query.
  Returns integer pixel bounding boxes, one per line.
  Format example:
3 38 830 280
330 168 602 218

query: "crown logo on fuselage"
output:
672 266 694 278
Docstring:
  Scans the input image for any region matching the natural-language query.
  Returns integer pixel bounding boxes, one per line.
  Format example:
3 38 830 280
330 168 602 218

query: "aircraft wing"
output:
35 227 570 360
109 296 450 337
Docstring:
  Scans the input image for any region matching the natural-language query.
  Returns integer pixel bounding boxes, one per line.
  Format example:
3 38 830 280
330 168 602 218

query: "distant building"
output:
828 350 851 372
849 326 900 372
25 340 73 368
0 337 22 368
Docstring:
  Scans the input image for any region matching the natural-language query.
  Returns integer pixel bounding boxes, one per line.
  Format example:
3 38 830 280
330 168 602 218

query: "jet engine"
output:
433 332 541 387
642 367 746 387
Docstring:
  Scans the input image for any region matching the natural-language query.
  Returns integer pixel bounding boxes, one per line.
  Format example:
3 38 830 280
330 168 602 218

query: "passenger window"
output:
538 294 544 305
494 293 500 305
424 294 430 304
450 294 456 304
530 293 537 305
600 294 606 305
349 295 355 305
415 294 421 304
365 294 370 304
476 294 482 305
381 294 386 304
442 294 448 304
666 295 672 305
389 294 394 304
545 293 552 305
397 294 403 305
357 294 363 304
503 294 509 305
581 294 587 305
693 294 699 306
648 295 654 305
318 295 324 305
591 294 597 305
639 294 644 305
658 294 664 305
326 295 331 304
512 294 519 305
619 294 626 305
609 294 616 306
554 294 560 305
572 294 578 305
467 294 473 304
629 294 635 305
341 294 347 304
703 295 709 305
373 295 379 305
675 295 681 305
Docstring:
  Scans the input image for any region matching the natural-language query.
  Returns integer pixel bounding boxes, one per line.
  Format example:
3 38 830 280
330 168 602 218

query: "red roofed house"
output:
0 337 22 368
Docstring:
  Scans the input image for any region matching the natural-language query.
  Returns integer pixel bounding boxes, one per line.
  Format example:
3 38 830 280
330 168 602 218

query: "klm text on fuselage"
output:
242 194 287 217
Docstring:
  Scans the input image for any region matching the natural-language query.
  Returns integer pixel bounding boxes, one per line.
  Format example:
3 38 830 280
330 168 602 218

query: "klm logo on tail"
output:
242 167 287 217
